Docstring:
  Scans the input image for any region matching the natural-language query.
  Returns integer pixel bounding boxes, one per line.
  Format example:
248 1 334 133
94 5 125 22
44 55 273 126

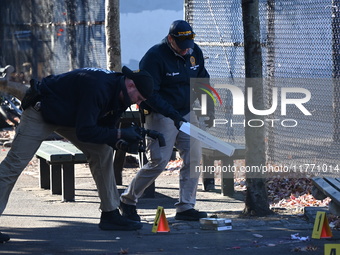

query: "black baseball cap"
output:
122 66 154 99
169 20 195 50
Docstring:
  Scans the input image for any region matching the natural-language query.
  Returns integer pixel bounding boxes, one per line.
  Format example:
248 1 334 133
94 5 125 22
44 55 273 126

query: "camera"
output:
115 125 166 154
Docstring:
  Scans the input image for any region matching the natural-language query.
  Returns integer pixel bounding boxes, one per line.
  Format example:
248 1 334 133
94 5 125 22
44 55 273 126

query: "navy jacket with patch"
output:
139 37 210 119
39 68 129 147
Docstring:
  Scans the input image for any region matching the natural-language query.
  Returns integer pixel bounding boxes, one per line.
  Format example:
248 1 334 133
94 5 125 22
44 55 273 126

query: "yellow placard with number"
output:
312 211 332 239
325 244 340 255
152 206 163 233
151 206 170 233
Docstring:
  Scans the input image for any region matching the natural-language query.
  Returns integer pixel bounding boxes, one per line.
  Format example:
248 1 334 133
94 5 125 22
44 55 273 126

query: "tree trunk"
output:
65 0 77 70
105 0 121 71
241 0 272 216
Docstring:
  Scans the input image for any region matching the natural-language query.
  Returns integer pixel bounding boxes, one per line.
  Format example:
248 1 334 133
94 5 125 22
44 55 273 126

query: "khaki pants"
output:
121 112 202 212
0 107 119 215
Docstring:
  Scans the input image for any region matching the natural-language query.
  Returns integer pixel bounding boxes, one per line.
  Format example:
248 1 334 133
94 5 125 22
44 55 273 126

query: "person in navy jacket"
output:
0 66 153 242
120 20 213 221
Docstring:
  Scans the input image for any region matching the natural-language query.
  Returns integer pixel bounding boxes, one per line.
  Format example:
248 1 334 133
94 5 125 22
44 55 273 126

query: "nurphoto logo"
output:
193 80 312 128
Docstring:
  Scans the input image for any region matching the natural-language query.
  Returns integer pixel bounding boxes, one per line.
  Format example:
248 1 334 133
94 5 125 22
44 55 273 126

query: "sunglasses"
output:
171 32 196 41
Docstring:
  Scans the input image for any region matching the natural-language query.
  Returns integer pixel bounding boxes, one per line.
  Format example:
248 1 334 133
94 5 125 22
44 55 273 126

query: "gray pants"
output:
0 107 119 216
121 112 202 212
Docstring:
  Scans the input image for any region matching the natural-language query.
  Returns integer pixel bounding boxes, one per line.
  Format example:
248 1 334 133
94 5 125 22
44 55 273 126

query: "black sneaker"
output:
175 209 208 221
0 232 10 243
120 201 141 222
98 209 143 231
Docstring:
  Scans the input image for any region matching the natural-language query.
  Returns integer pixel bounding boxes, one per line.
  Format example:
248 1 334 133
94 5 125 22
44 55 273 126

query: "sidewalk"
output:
0 147 339 255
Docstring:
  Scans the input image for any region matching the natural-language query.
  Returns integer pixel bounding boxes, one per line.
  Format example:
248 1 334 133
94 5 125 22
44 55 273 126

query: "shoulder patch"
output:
190 56 196 67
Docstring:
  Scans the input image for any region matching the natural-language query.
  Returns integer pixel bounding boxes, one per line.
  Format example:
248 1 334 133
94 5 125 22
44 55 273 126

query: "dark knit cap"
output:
122 66 154 99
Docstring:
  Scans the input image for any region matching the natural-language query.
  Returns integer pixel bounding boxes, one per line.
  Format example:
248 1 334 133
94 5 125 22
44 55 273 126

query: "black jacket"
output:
140 37 210 119
39 68 130 147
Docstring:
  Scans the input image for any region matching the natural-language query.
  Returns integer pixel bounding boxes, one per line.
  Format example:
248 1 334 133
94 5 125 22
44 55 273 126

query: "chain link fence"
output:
0 0 106 82
186 0 340 176
1 0 340 175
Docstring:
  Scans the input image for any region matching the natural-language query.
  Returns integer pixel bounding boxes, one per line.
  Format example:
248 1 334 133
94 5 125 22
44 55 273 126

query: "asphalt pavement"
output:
0 147 339 255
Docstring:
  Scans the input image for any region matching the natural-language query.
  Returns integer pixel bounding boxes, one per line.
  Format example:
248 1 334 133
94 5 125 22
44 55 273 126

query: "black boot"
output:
175 209 208 221
120 201 141 222
99 209 142 231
